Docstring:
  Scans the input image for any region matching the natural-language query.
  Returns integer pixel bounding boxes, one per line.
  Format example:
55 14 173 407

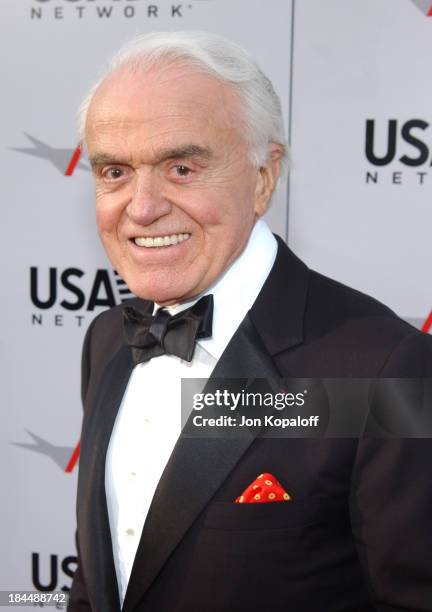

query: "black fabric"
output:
69 236 432 612
123 294 213 365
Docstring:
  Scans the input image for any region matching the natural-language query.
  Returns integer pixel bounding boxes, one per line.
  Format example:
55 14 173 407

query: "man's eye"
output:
103 167 124 180
174 165 192 177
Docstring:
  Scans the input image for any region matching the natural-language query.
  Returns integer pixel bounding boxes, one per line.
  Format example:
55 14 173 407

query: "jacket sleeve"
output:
350 331 432 611
68 317 99 612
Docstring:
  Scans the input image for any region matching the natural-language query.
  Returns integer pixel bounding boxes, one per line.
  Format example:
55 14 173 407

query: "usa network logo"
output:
31 267 133 328
364 119 432 186
410 0 432 16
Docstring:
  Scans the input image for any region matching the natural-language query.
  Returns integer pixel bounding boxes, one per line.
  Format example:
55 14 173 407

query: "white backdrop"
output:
1 0 431 605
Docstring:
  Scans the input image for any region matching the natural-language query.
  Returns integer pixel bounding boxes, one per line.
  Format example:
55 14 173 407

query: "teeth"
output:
134 233 190 248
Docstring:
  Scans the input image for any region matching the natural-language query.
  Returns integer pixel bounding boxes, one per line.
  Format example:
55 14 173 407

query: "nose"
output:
126 169 172 226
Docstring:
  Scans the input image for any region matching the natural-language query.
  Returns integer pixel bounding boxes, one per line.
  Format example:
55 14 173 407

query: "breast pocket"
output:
203 495 340 531
177 496 353 611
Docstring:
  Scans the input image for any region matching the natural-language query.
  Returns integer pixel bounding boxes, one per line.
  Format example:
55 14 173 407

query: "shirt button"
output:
125 528 135 537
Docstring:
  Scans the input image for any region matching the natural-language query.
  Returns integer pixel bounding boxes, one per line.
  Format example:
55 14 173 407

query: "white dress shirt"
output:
105 220 278 605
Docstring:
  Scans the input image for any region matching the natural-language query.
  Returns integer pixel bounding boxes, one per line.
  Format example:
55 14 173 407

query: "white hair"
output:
78 30 287 169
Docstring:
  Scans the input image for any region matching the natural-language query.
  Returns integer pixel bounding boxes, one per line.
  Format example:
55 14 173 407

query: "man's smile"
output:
133 233 191 248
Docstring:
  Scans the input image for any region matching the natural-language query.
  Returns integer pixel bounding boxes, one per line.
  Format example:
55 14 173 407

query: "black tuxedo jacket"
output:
69 237 432 612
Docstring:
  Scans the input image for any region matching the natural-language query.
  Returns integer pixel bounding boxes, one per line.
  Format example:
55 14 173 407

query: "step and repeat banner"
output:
1 0 431 605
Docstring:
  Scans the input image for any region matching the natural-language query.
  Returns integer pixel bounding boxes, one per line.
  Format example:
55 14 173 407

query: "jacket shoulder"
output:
306 269 404 333
297 269 430 376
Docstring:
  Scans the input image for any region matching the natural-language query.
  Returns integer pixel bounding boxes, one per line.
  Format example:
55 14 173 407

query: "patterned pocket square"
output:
235 472 292 504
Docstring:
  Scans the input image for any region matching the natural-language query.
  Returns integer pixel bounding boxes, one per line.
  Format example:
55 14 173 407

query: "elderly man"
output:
69 31 432 612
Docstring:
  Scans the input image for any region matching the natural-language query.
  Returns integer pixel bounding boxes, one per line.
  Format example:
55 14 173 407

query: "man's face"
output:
85 62 278 305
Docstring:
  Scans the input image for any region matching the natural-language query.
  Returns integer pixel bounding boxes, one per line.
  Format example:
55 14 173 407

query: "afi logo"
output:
365 120 431 167
14 431 80 473
410 0 432 16
11 134 86 176
422 311 432 334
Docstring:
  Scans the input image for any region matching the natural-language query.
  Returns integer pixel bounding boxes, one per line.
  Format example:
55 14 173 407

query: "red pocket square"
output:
235 472 292 504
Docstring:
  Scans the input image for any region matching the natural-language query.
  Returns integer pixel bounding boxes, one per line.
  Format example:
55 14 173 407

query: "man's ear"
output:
254 143 285 218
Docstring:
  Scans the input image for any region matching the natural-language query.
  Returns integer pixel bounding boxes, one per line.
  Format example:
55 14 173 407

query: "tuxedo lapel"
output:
122 315 282 612
77 344 134 612
249 236 309 356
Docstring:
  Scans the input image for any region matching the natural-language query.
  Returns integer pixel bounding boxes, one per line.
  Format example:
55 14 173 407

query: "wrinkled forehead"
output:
85 61 243 139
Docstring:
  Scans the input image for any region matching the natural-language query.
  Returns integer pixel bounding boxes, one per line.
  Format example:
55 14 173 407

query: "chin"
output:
127 280 185 305
124 264 206 304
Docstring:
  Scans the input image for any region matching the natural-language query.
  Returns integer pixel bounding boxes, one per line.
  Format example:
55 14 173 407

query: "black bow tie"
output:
123 294 213 366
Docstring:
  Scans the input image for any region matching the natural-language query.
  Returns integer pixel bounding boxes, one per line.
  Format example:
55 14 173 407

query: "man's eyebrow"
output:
89 145 213 170
154 144 213 163
89 154 130 169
